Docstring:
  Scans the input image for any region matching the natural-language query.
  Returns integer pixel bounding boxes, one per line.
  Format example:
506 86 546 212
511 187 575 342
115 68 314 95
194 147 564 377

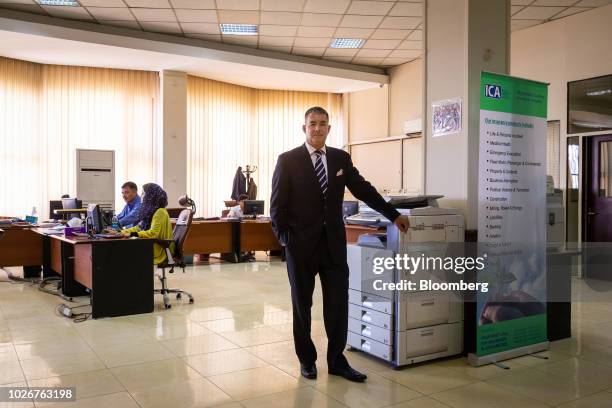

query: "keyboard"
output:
94 233 123 239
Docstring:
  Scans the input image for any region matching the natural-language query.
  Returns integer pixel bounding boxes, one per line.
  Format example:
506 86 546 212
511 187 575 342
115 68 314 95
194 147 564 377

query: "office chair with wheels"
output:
154 209 195 309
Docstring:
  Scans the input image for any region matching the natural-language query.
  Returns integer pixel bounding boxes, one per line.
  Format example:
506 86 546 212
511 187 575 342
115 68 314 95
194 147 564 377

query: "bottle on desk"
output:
111 216 120 230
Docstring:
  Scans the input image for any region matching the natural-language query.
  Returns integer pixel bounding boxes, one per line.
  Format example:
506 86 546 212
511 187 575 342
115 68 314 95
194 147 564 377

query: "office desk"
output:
180 220 235 256
37 231 154 318
0 225 43 270
239 219 281 252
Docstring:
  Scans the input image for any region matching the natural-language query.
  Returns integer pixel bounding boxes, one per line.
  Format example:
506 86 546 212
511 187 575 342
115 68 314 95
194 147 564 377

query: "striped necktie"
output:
314 150 328 196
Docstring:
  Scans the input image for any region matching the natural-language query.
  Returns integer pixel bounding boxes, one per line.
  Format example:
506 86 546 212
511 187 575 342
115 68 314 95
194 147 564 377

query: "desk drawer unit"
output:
347 331 393 362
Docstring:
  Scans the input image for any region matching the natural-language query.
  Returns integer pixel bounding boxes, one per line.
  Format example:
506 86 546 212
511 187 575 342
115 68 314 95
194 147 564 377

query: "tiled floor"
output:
1 259 612 408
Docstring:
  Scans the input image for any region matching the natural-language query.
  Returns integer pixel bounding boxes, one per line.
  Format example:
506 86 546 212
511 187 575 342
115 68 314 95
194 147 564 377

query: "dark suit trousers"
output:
285 231 349 370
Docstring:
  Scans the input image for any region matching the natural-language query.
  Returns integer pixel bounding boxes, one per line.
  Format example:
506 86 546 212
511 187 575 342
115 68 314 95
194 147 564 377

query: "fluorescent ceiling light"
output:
220 24 258 36
36 0 79 5
330 38 365 49
586 89 611 97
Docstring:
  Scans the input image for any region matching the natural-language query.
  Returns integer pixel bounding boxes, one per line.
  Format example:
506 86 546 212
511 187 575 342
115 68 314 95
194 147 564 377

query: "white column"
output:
425 0 509 229
160 70 187 207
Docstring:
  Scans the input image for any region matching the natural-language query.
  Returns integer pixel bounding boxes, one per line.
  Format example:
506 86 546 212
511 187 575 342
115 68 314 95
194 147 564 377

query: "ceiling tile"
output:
388 49 421 58
352 57 385 66
333 27 374 38
324 48 358 57
140 21 182 33
169 0 215 8
406 29 422 40
324 56 353 63
292 47 326 57
551 6 592 18
363 39 402 49
397 39 421 49
297 26 336 37
125 0 171 7
371 29 410 39
132 8 176 21
42 6 94 20
301 13 343 27
575 0 611 5
175 9 217 23
258 36 295 46
294 37 331 47
340 15 384 28
356 49 392 58
513 6 566 19
380 16 421 29
259 45 293 52
217 10 259 24
222 35 258 47
346 1 394 16
260 0 305 12
259 25 298 36
389 2 423 16
80 0 126 6
303 0 350 14
533 0 577 5
87 7 134 21
216 0 258 10
101 20 142 30
511 19 544 30
185 33 221 41
260 12 302 25
511 5 525 15
180 22 219 33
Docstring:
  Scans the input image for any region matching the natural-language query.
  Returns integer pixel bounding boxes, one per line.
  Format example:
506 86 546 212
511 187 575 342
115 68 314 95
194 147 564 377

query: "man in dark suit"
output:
270 106 409 382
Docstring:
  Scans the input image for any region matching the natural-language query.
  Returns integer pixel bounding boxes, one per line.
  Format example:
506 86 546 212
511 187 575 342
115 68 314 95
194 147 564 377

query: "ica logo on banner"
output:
485 84 502 99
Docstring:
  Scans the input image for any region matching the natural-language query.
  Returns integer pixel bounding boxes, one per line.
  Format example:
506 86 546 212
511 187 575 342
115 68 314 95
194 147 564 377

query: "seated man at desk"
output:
121 183 173 264
117 181 141 228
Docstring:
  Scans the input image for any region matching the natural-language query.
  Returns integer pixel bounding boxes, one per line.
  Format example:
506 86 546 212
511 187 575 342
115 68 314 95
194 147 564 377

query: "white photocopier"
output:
346 196 465 367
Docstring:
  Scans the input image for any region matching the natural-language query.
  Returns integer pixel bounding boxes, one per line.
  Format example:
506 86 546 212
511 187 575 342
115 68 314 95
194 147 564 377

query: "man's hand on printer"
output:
394 215 410 233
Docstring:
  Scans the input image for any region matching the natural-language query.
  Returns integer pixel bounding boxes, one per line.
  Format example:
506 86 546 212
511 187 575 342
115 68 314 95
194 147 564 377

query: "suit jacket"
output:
270 144 400 264
231 167 246 200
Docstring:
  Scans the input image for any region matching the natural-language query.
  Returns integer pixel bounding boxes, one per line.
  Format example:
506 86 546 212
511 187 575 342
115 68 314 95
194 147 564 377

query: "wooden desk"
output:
36 231 154 318
239 219 281 252
0 226 43 268
180 220 235 255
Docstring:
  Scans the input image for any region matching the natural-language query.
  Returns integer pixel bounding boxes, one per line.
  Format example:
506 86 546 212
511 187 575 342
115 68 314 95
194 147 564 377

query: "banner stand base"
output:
468 341 549 367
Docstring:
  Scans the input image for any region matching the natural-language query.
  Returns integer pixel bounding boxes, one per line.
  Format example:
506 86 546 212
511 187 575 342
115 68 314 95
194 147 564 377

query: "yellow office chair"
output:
154 209 194 309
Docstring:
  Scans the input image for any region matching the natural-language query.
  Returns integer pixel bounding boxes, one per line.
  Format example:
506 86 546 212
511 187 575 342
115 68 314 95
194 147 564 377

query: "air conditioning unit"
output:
76 149 115 212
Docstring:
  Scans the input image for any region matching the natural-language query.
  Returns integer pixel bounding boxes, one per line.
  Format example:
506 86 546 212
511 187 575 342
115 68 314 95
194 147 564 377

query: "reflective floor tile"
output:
378 364 477 395
557 390 612 408
208 366 302 400
130 377 233 408
534 357 612 391
14 337 92 360
20 351 104 381
433 357 528 381
219 326 292 347
39 392 140 408
0 382 33 408
0 344 17 363
241 386 346 408
0 360 25 385
431 381 549 408
184 348 268 377
140 322 211 341
94 341 174 368
161 333 239 357
29 369 124 403
110 358 202 392
387 396 457 408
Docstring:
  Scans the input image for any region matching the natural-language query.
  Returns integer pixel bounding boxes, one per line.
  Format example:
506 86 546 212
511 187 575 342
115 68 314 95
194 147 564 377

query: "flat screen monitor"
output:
62 197 83 220
87 203 104 234
243 200 264 216
568 74 612 134
342 201 359 219
49 200 63 220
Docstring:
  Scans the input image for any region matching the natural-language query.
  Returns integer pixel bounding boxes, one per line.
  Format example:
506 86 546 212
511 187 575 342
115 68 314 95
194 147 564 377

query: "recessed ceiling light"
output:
330 38 365 49
36 0 79 6
220 24 258 36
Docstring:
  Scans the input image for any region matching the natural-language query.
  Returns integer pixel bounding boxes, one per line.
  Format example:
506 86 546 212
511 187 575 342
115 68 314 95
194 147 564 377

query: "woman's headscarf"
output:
138 183 168 230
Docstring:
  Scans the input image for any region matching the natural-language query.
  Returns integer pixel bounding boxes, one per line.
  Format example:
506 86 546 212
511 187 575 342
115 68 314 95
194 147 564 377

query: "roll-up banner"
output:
469 72 549 366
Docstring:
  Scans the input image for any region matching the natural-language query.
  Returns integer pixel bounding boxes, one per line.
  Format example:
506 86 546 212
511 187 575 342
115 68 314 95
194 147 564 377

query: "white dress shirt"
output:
305 142 328 177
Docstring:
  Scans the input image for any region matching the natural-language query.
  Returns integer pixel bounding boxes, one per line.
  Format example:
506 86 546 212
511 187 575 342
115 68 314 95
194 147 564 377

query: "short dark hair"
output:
304 106 329 123
121 181 137 191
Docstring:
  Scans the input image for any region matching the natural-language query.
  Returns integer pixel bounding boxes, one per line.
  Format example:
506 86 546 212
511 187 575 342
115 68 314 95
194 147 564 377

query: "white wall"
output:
347 58 424 194
511 4 612 191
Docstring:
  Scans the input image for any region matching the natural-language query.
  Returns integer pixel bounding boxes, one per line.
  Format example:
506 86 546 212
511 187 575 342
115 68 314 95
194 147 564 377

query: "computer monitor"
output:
342 201 359 220
49 200 63 220
243 200 264 217
87 203 104 235
61 197 83 220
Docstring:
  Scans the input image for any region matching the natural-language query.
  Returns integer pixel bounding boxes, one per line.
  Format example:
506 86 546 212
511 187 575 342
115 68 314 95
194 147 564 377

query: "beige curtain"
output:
0 56 159 218
187 75 344 217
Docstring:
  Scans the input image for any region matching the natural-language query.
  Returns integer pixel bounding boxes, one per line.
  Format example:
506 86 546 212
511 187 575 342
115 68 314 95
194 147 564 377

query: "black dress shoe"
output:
328 366 367 382
300 364 317 379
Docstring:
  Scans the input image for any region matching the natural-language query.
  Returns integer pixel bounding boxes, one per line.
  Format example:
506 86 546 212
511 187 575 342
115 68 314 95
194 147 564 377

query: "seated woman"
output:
122 183 173 265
